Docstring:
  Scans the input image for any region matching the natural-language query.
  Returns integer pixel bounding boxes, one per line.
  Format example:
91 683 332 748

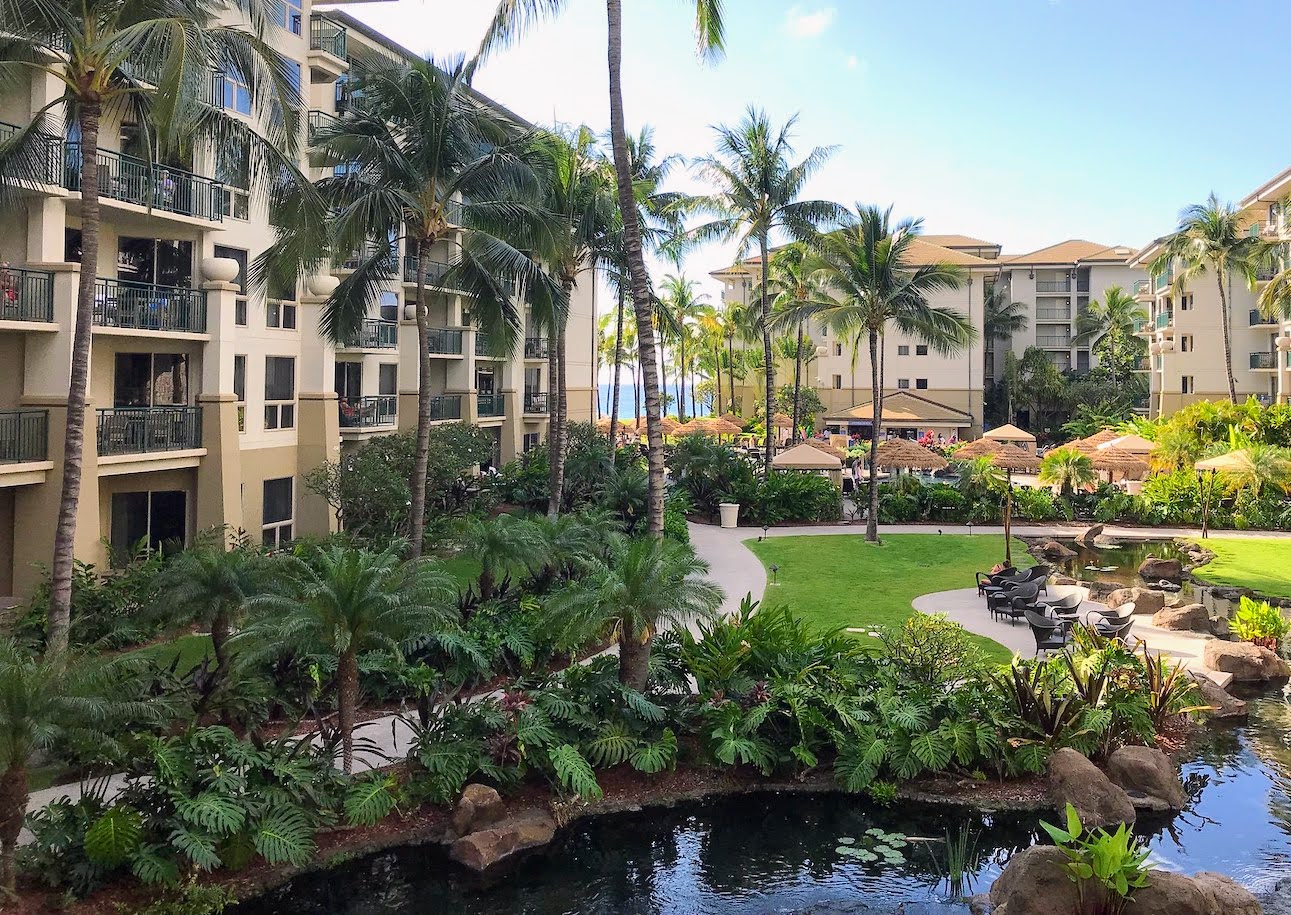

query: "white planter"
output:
719 502 740 529
308 274 340 297
201 256 239 283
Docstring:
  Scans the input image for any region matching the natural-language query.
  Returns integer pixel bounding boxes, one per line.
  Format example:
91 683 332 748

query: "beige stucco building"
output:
0 6 595 599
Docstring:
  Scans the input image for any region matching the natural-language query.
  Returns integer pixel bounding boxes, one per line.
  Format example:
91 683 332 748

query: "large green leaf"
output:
345 774 400 827
550 744 603 799
84 807 142 867
253 808 315 867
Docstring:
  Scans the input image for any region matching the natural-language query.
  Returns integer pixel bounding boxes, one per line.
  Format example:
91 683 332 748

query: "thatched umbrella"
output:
719 413 744 426
706 418 744 437
953 438 1002 460
1067 428 1120 454
674 419 711 436
659 416 681 436
772 412 793 427
874 438 949 472
1089 447 1149 482
987 443 1041 566
1194 449 1259 538
595 416 613 431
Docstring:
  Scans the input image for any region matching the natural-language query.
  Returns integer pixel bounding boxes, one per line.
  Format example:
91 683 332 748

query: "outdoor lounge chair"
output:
981 565 1049 600
976 566 1024 595
1085 605 1137 644
991 581 1041 623
1026 609 1072 657
1039 590 1084 621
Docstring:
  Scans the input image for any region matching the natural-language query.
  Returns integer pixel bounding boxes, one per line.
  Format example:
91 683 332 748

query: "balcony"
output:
1155 311 1173 330
477 393 505 417
523 391 548 414
1132 317 1151 335
1035 306 1071 321
1153 268 1172 292
426 327 463 355
66 145 224 223
0 409 48 463
1036 335 1072 349
474 332 497 357
307 109 342 142
0 267 55 323
307 15 348 81
524 337 549 359
97 406 202 456
428 394 462 421
343 319 398 349
1250 309 1279 328
1251 351 1278 370
93 277 207 334
339 395 396 430
1131 357 1151 373
1133 279 1151 298
1257 264 1280 283
402 255 455 287
1035 279 1071 294
0 120 65 187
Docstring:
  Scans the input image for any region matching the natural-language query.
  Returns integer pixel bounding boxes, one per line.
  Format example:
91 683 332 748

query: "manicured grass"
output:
746 533 1030 664
1192 537 1291 598
130 633 214 673
437 554 482 589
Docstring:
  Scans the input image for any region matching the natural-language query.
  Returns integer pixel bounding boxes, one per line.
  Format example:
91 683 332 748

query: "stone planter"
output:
718 502 740 529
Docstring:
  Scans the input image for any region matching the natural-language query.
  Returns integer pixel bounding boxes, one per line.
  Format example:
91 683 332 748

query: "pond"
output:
233 689 1291 915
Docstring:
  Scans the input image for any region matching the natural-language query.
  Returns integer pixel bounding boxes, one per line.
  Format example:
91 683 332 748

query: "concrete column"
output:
194 279 244 536
25 198 66 263
296 294 339 538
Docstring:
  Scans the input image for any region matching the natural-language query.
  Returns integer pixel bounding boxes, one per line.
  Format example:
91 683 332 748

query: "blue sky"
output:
336 0 1290 300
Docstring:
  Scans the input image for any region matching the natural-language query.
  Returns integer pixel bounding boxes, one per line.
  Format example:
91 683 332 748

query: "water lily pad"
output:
837 836 856 845
865 827 885 837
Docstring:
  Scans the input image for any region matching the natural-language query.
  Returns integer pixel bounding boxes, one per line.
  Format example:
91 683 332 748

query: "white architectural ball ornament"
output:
1149 342 1162 356
308 274 340 297
1277 336 1291 352
201 257 240 283
1158 339 1175 353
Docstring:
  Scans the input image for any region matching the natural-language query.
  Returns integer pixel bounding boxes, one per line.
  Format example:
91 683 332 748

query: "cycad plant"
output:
458 512 548 602
0 0 303 658
239 542 456 772
1073 286 1147 392
261 55 562 556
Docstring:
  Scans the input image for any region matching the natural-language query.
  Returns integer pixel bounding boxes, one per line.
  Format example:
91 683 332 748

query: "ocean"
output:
595 382 716 420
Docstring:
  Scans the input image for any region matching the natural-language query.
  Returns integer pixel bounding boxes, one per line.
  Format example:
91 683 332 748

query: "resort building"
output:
1131 165 1290 417
712 235 1143 440
0 4 595 599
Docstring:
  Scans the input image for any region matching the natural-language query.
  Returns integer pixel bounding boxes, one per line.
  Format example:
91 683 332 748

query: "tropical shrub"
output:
668 434 754 518
1040 804 1151 915
728 471 842 525
1231 596 1290 650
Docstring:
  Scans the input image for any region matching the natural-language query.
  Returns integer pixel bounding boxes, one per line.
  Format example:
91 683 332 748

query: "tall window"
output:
218 69 252 115
118 237 193 288
897 378 910 390
114 353 189 407
831 374 842 389
379 291 400 323
1182 376 1195 395
215 142 250 220
110 490 186 564
264 356 296 429
267 275 298 329
379 364 397 395
833 343 842 357
233 354 247 433
523 432 541 453
262 477 294 548
271 0 303 34
214 245 249 325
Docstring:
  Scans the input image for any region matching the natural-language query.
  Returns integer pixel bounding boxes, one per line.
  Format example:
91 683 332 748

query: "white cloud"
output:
785 5 836 39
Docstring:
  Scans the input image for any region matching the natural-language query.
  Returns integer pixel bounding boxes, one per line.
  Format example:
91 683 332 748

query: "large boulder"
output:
1192 872 1263 915
1152 603 1212 633
451 783 506 836
1190 672 1249 719
1126 870 1214 915
1106 587 1166 615
988 846 1082 915
449 809 557 871
1037 540 1077 561
1074 524 1104 546
1259 876 1291 915
1138 557 1184 582
1047 747 1135 829
1204 639 1291 682
1105 746 1188 811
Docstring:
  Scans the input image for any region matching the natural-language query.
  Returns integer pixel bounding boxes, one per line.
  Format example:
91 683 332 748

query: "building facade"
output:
0 5 595 600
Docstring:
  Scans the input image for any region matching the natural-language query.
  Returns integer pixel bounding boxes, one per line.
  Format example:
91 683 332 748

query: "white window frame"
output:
264 355 297 430
262 477 294 549
267 300 298 330
234 354 247 433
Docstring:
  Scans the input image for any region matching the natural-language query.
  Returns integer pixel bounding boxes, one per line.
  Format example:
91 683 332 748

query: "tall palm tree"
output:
1153 193 1263 403
689 109 841 473
261 55 562 557
720 298 759 414
479 0 727 539
982 286 1028 387
764 243 837 442
658 275 708 423
239 542 455 773
1038 449 1096 499
1073 285 1147 392
0 0 302 659
805 207 974 542
547 536 723 689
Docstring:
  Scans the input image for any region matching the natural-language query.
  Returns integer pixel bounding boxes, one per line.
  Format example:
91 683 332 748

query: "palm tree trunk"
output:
713 343 722 417
678 331 687 423
0 763 27 893
210 610 232 681
760 235 775 473
408 241 433 559
618 626 650 690
558 324 569 491
658 334 669 415
866 329 881 543
1217 272 1237 403
609 287 625 443
607 0 665 538
632 365 640 427
47 103 103 659
1109 331 1118 392
791 318 804 444
546 314 562 517
727 336 736 414
337 649 358 774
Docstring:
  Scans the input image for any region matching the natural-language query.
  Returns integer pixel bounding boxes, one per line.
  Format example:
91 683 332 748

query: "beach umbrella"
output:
1067 428 1121 453
1194 449 1260 539
1089 447 1149 481
987 443 1041 566
953 438 1002 460
1099 433 1156 456
983 422 1038 453
874 439 949 472
719 413 744 427
659 416 681 436
772 412 793 427
705 418 744 437
674 419 711 436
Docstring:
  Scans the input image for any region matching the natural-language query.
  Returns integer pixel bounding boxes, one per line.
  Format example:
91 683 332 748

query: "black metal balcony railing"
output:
474 332 495 356
66 144 224 222
477 393 504 417
309 15 348 59
402 255 454 286
0 267 54 322
0 120 65 186
344 319 398 349
524 391 548 414
97 406 202 456
428 394 462 421
339 395 396 429
93 277 207 333
0 409 48 463
1257 264 1280 282
307 109 342 141
524 337 549 359
1251 309 1278 326
1251 351 1278 370
427 327 463 355
1035 280 1072 293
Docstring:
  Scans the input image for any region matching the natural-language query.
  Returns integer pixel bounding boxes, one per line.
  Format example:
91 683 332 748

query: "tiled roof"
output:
1001 239 1130 266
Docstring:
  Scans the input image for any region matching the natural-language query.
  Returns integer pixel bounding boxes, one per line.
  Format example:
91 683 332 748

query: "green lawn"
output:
129 633 214 673
437 554 482 589
746 533 1029 663
1192 537 1291 598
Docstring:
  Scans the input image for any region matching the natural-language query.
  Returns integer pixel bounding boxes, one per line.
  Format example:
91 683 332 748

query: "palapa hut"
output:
952 438 1003 460
874 439 949 473
986 443 1041 565
982 423 1038 454
1100 433 1156 456
1088 447 1149 482
772 442 844 488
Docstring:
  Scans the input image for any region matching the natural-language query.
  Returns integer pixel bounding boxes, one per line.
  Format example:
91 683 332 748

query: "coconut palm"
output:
239 542 455 773
689 109 841 472
1038 449 1096 499
261 55 562 557
1153 194 1264 403
479 0 726 539
0 0 303 659
764 243 838 442
546 536 723 689
805 206 974 542
982 287 1028 387
658 275 709 423
1073 286 1147 392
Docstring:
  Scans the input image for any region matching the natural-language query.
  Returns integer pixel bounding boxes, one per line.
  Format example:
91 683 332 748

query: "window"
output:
215 142 250 220
218 69 252 115
1182 376 1195 395
262 477 294 549
1180 295 1193 311
285 59 302 96
271 0 303 35
233 354 247 433
833 342 843 357
523 432 541 453
110 490 187 564
379 364 397 395
267 300 298 329
897 378 910 390
114 353 189 407
916 378 929 390
831 374 842 389
118 237 194 288
379 291 400 323
264 356 296 429
1180 334 1193 353
916 344 929 356
335 361 361 401
897 345 910 356
214 245 249 325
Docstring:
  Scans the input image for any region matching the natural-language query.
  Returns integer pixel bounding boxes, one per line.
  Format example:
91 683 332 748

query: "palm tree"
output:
0 640 149 891
1073 286 1147 392
1216 442 1291 498
261 56 562 557
806 207 975 542
689 109 841 473
239 542 455 773
1153 193 1264 403
720 298 758 414
1038 449 1096 499
982 286 1028 387
658 275 709 423
765 243 837 442
478 0 727 539
547 536 723 689
0 0 302 660
458 513 547 602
